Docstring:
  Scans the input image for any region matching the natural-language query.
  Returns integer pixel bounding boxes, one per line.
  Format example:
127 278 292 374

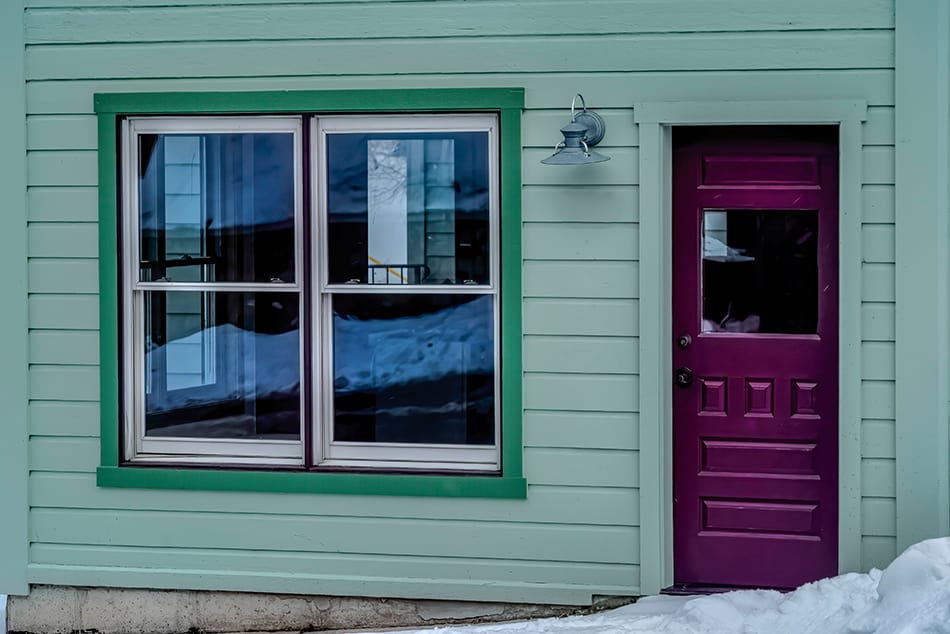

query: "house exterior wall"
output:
2 0 924 605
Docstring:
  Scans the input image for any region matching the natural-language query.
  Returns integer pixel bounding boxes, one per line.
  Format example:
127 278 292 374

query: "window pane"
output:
138 133 296 283
326 131 490 285
144 291 301 440
702 209 818 334
332 293 495 445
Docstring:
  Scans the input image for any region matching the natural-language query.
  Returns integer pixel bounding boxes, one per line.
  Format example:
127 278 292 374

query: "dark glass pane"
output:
138 133 296 283
144 291 300 440
326 132 490 285
702 209 818 334
332 293 495 445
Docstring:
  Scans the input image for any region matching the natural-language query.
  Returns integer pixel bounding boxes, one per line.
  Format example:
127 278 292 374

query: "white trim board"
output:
894 0 950 550
633 99 867 594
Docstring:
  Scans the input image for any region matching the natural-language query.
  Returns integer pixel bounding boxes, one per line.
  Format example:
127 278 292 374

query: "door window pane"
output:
144 291 301 440
332 293 495 444
326 131 490 285
702 209 818 334
138 132 296 283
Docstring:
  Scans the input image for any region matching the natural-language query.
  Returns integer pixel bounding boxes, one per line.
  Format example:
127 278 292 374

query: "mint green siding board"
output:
863 107 896 145
24 1 893 44
862 536 897 570
27 151 98 186
524 374 638 413
31 402 101 437
862 186 895 224
523 223 638 261
862 459 897 498
30 438 99 473
29 223 98 258
24 565 628 606
521 186 638 223
30 330 99 365
862 147 896 184
0 0 30 596
31 474 638 526
27 115 98 150
524 299 639 337
31 508 639 564
861 381 896 419
523 336 639 375
861 343 896 380
29 259 99 294
862 498 898 536
25 34 894 81
862 226 895 263
31 366 99 402
28 187 99 222
29 544 640 590
525 449 638 488
523 411 639 451
29 295 99 329
523 262 638 299
862 303 896 341
861 421 896 458
24 71 898 115
861 264 895 302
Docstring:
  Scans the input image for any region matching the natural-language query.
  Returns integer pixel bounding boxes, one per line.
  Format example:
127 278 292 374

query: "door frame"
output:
634 100 867 595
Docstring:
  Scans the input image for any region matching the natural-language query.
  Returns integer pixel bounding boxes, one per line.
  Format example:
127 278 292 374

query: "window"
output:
98 90 524 494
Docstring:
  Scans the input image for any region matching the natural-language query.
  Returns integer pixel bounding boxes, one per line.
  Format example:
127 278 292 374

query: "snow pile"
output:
371 538 950 633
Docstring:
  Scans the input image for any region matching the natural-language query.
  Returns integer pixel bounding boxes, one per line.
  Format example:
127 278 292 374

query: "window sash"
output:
314 114 500 292
126 116 304 293
313 115 501 470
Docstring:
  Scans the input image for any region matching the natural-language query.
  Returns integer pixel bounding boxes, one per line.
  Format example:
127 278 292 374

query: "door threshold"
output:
662 583 792 596
661 584 750 596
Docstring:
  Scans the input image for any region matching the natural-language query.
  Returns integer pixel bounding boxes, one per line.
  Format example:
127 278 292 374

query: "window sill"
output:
97 466 527 498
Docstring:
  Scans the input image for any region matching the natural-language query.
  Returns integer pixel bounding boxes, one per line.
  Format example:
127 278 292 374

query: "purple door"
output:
672 127 838 589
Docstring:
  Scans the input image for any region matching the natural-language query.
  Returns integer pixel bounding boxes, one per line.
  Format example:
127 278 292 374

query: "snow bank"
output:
363 537 950 634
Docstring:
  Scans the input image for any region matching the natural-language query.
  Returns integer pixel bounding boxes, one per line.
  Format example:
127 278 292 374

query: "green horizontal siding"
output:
20 0 900 601
524 299 639 337
30 473 638 526
30 508 640 564
25 33 894 81
29 544 640 589
24 0 893 44
523 411 638 451
25 71 898 114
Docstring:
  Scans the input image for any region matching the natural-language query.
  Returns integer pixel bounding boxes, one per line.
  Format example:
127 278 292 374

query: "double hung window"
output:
121 110 504 473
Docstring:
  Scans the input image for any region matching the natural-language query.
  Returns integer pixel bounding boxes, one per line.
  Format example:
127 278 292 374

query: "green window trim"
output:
96 88 525 499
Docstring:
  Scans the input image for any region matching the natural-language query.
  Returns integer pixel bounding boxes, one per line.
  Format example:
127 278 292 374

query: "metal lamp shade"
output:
541 112 611 165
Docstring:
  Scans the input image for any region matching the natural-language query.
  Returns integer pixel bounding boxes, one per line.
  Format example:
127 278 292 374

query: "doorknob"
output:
675 367 694 388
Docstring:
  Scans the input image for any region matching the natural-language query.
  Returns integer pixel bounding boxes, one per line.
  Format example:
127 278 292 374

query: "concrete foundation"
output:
7 586 632 634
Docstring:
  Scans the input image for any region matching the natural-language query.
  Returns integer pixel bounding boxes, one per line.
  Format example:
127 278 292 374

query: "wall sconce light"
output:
541 94 610 165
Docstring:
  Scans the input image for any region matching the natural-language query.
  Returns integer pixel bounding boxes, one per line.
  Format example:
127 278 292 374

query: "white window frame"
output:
122 113 502 472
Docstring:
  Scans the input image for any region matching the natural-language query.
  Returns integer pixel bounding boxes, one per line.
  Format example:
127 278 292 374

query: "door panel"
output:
672 127 838 589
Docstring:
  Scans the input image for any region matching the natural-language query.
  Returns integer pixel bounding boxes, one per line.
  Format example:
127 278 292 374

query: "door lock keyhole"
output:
677 334 692 349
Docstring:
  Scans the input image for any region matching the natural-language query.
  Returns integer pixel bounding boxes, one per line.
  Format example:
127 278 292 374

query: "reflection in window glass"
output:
326 131 490 285
332 294 495 445
702 209 818 334
138 133 295 283
144 291 300 440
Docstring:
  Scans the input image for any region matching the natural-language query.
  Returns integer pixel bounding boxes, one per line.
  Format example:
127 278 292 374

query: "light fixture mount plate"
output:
573 110 606 146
